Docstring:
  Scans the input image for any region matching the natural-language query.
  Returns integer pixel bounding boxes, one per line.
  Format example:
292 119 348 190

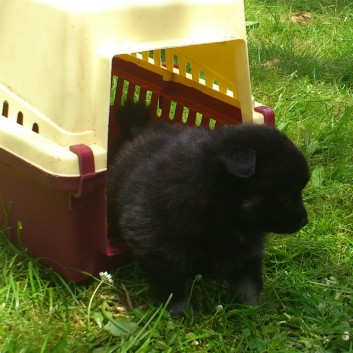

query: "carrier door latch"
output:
69 144 96 197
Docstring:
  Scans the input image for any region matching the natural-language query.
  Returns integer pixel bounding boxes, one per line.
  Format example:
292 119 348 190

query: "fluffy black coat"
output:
107 102 310 316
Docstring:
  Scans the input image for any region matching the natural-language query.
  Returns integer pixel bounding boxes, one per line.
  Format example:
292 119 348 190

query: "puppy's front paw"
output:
238 294 261 307
234 278 262 307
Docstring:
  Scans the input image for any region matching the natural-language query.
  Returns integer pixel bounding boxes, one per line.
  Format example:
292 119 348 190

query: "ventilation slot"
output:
17 111 24 125
2 101 9 117
32 123 39 133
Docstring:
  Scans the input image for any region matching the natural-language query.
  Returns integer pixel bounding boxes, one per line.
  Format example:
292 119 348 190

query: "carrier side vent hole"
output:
32 123 39 133
2 101 9 117
17 111 24 125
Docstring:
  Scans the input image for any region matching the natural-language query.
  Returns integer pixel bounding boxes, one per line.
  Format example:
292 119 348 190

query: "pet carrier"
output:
0 0 274 281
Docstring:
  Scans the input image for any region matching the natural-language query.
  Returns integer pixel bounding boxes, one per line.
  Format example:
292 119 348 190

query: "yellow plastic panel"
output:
0 0 260 175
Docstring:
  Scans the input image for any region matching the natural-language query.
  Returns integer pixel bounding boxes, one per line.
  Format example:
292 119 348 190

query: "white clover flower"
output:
325 276 338 285
99 271 113 284
216 304 224 312
194 274 203 281
342 330 350 341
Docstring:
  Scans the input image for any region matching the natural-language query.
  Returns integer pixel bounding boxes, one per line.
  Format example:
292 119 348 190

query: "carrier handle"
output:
69 144 96 197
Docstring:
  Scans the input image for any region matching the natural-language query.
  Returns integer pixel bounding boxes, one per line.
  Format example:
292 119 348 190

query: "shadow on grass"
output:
249 44 353 89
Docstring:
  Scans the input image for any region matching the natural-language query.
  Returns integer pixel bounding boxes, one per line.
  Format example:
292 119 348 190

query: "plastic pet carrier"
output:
0 0 274 281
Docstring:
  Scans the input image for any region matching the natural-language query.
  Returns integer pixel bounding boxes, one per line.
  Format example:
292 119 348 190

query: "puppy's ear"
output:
219 149 256 178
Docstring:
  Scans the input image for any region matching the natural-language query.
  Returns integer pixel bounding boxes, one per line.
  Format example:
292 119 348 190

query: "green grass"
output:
1 0 353 352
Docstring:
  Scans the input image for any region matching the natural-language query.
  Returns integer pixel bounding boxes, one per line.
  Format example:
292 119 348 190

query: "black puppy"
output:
107 101 310 316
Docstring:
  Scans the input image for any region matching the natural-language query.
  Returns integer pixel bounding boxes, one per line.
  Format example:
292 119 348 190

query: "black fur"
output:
107 101 310 316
